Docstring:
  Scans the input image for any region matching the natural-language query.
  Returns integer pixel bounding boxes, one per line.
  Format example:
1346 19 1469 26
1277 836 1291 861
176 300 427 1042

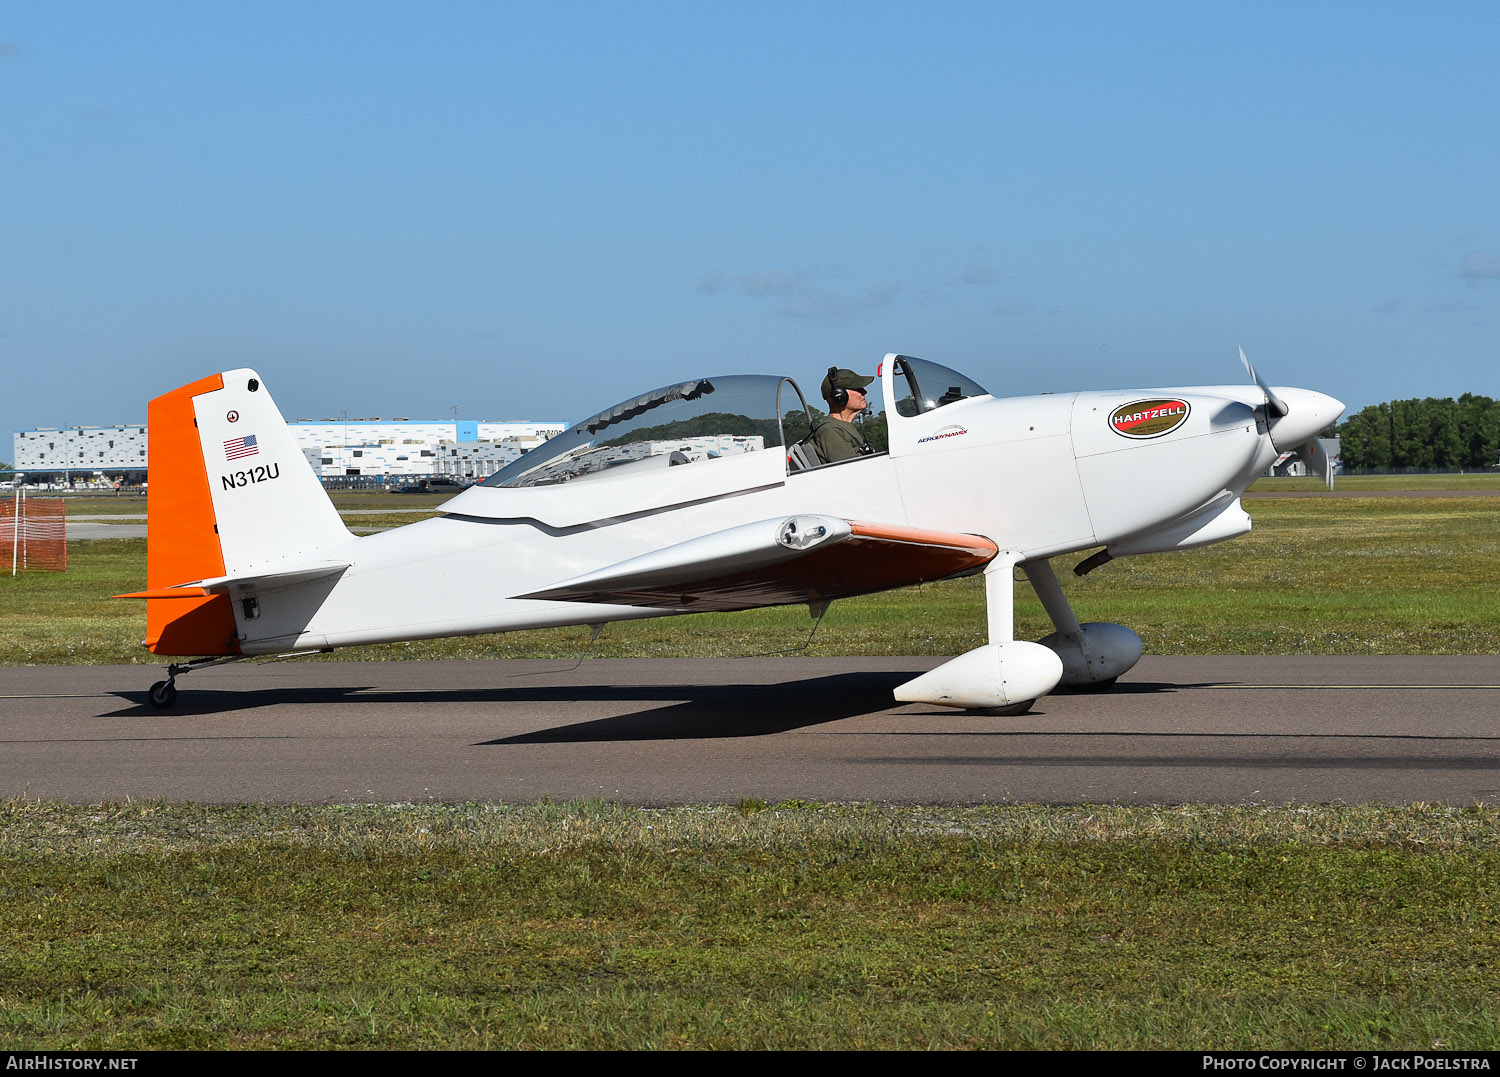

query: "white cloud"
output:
703 267 898 325
951 262 995 287
992 296 1035 317
739 271 803 298
1459 251 1500 281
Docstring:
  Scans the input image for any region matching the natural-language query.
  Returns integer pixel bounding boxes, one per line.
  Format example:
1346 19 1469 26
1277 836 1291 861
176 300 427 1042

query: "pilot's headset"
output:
824 366 848 409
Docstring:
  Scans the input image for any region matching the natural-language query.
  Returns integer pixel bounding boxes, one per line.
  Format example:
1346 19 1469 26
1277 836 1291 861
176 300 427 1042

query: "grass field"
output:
1249 473 1500 492
3 800 1498 1050
4 482 1498 663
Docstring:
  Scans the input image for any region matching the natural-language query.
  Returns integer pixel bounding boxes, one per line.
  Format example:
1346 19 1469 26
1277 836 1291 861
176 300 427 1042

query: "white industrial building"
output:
283 418 566 479
11 417 567 486
11 425 150 484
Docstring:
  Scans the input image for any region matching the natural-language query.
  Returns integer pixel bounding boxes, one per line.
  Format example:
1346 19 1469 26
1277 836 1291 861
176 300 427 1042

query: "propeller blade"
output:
1237 345 1345 482
1239 346 1289 418
1288 439 1336 489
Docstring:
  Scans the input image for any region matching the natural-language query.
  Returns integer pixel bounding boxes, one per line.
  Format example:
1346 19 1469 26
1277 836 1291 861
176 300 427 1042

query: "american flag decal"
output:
224 434 259 460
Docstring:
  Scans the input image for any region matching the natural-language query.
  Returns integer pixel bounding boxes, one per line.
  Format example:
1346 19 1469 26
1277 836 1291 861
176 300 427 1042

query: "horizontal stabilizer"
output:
518 516 997 612
117 560 350 599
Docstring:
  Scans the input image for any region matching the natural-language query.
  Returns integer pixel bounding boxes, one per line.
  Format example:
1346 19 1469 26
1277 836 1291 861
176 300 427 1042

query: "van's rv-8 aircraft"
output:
119 351 1343 712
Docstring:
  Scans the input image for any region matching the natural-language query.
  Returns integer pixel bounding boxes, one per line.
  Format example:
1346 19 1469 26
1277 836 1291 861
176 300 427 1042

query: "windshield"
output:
889 355 991 417
483 374 801 488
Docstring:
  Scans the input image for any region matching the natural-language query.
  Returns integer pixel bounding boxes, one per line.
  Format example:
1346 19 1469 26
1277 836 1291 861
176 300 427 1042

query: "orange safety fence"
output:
1 497 68 572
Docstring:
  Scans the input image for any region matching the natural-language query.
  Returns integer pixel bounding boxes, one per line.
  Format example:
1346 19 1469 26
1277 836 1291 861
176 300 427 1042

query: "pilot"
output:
810 367 876 463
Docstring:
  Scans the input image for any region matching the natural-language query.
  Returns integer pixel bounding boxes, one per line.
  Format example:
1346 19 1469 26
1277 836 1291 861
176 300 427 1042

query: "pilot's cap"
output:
821 368 875 402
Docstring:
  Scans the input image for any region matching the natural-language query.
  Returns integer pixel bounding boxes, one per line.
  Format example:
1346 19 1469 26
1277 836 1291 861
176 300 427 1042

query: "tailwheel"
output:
143 654 250 710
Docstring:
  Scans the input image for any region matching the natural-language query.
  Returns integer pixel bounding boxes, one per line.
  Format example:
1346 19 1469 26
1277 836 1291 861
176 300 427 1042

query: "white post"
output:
12 485 21 576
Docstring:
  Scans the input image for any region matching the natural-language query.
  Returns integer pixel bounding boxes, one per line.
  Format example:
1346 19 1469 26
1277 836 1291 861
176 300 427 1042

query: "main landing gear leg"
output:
893 553 1063 713
1023 558 1143 688
147 655 249 710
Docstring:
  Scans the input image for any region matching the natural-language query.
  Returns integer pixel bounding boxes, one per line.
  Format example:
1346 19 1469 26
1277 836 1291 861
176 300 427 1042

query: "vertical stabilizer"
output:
193 369 351 575
139 369 352 656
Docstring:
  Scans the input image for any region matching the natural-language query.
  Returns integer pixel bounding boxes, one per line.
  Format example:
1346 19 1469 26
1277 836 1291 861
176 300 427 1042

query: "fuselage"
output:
221 357 1338 656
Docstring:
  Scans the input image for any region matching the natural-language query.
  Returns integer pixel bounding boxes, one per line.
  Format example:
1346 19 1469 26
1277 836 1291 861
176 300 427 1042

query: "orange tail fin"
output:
141 373 240 656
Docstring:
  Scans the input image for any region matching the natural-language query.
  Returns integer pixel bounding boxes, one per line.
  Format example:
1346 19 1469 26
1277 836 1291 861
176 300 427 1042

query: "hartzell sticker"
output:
1109 398 1191 439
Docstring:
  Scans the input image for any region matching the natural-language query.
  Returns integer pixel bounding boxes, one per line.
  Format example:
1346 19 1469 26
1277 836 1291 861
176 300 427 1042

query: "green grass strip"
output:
2 801 1497 1050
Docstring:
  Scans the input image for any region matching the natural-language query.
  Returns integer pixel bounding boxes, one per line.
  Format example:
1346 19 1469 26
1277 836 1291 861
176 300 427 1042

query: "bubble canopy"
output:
888 355 990 417
480 358 992 489
482 374 812 489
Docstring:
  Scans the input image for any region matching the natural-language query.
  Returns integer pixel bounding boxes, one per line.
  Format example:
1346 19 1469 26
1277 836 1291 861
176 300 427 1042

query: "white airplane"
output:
119 351 1342 711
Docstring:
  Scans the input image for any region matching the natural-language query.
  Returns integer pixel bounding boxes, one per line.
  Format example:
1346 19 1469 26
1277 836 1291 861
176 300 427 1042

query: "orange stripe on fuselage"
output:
141 373 240 656
846 520 1000 558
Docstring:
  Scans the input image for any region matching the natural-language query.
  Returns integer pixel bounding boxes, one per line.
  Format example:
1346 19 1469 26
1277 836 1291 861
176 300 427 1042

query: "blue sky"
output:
4 1 1497 450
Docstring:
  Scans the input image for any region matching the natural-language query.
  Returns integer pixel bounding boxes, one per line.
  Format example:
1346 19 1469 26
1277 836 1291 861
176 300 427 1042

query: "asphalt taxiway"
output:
2 655 1496 806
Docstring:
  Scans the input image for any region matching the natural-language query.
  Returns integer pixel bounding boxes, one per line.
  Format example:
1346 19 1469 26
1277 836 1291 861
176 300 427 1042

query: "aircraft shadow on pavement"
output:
102 672 924 736
488 680 1230 744
101 675 1219 742
105 685 380 718
1048 680 1199 696
485 673 928 742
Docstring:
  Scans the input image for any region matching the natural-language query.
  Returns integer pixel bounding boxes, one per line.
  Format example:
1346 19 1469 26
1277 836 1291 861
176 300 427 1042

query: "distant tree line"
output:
1335 394 1500 471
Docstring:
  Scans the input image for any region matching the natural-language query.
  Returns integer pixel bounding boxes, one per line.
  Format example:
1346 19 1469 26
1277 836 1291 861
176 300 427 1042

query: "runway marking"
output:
1 736 298 744
0 694 122 700
1199 684 1500 691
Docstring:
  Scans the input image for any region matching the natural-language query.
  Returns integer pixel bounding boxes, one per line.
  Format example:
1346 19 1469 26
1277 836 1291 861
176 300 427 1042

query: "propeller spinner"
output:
1240 346 1345 488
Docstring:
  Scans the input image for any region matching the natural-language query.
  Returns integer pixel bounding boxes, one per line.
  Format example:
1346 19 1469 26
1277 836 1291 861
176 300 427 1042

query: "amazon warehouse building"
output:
10 417 567 489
